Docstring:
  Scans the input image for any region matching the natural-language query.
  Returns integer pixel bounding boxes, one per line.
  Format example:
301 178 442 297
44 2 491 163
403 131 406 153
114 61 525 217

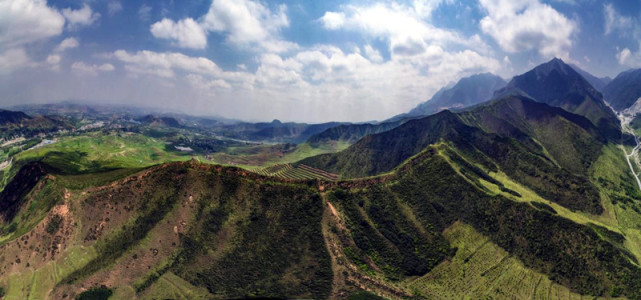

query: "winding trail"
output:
619 114 641 190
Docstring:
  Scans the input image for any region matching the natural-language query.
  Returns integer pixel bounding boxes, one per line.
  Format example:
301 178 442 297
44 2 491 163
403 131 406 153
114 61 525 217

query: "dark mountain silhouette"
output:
603 68 641 111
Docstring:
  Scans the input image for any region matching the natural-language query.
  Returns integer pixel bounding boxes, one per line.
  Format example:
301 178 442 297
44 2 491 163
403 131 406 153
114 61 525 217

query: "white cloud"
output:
149 0 295 52
186 74 231 92
618 48 631 65
363 45 383 63
71 61 114 75
318 2 485 59
604 3 632 35
616 46 641 68
108 1 123 16
150 18 207 49
0 0 65 49
113 50 222 78
55 37 79 52
319 12 345 29
479 0 576 59
46 54 61 65
62 4 101 29
113 49 255 93
110 43 499 122
248 46 500 121
201 0 288 44
138 4 152 21
0 0 66 73
0 48 31 74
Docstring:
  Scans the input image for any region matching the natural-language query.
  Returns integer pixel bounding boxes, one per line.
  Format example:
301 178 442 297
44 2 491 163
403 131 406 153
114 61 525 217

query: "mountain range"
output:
2 58 641 299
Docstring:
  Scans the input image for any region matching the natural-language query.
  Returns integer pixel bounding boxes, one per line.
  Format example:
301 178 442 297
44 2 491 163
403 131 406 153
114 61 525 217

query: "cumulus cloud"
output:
604 3 633 35
251 46 500 121
113 50 223 78
0 0 66 73
55 37 79 52
0 0 65 49
318 1 485 59
110 44 500 122
62 4 101 29
112 49 255 94
149 0 295 52
319 12 345 29
151 18 207 49
71 61 115 75
479 0 576 59
200 0 289 44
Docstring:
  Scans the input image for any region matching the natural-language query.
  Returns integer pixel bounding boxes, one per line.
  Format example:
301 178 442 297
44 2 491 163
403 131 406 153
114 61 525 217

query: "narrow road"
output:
619 114 641 190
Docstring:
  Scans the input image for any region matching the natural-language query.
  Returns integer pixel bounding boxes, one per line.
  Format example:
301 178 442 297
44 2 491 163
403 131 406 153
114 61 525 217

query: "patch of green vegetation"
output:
329 185 452 281
46 214 63 234
408 222 590 299
5 222 17 233
76 285 113 300
347 290 389 300
140 272 211 300
0 176 63 244
16 132 192 171
164 168 332 299
55 168 144 190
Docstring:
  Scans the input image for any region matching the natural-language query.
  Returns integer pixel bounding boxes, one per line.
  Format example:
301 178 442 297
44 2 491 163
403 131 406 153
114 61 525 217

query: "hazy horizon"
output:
1 0 640 123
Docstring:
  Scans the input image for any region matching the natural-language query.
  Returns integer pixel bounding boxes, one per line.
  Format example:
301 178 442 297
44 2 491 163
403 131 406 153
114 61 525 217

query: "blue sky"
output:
0 0 640 122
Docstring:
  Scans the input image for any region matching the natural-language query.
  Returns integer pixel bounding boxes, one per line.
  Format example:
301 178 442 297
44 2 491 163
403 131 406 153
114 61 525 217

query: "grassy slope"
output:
15 132 193 170
210 141 350 169
0 129 640 299
406 222 605 299
325 146 641 298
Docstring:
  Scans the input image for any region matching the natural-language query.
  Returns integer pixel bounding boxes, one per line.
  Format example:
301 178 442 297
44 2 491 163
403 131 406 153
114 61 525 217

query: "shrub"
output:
46 214 63 234
76 285 112 300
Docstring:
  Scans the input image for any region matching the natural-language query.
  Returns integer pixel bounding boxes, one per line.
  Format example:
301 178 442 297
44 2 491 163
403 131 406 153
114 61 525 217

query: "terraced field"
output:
407 222 623 300
254 164 339 181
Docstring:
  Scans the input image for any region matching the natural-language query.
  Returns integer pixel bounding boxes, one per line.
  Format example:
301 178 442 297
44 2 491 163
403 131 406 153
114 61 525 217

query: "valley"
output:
619 113 641 190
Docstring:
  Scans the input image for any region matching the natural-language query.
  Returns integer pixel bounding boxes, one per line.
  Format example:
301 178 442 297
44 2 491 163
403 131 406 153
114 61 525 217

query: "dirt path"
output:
320 192 414 299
